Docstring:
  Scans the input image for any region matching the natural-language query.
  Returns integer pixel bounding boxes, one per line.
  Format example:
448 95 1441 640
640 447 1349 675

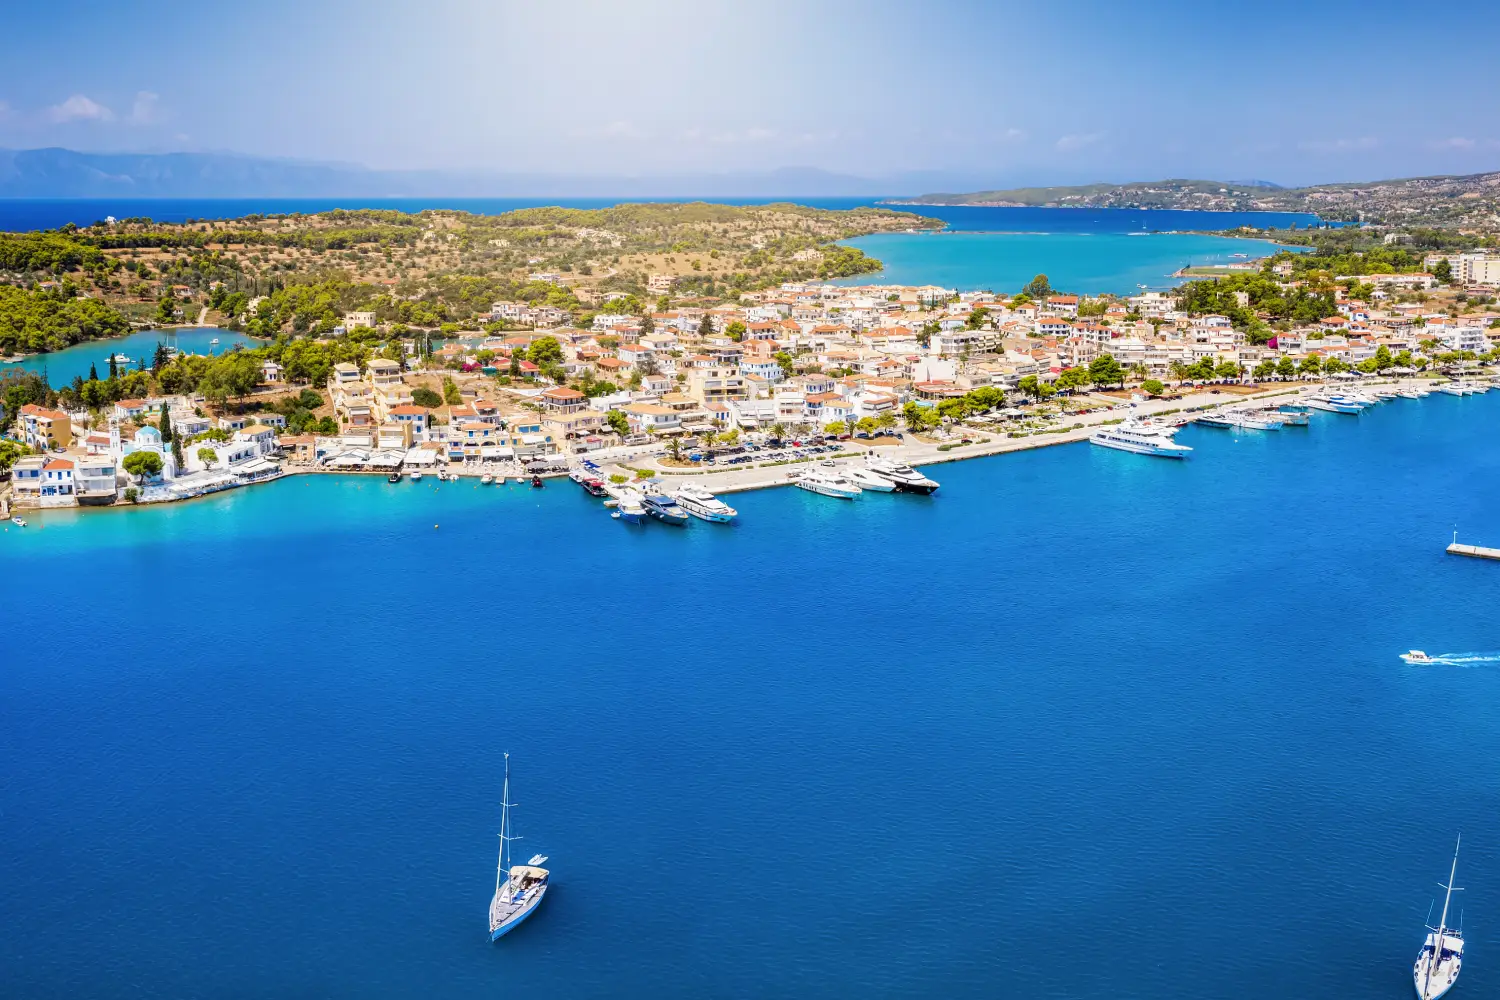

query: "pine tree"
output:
108 354 118 380
89 362 98 381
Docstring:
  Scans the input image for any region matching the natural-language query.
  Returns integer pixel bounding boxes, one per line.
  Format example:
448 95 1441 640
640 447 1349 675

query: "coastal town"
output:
4 243 1499 515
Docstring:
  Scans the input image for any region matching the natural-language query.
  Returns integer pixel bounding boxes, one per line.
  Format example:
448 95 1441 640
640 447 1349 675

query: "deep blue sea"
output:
4 393 1499 999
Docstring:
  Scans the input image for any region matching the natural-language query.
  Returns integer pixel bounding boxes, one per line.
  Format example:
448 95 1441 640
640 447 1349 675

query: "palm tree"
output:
770 421 787 441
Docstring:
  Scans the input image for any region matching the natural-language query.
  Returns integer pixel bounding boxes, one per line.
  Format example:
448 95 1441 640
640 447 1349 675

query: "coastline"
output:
6 376 1447 521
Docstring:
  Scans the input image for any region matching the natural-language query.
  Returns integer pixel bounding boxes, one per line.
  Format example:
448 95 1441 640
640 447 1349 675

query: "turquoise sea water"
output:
837 230 1291 295
4 394 1500 998
3 327 256 387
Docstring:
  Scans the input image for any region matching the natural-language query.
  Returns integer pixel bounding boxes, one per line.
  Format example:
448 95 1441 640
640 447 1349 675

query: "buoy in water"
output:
434 524 439 529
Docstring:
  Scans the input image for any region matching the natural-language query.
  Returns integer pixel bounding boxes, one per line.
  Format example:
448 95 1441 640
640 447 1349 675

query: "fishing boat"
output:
844 466 897 492
1413 837 1464 1000
671 484 738 522
578 477 609 498
641 492 690 525
489 754 550 942
865 458 940 494
1401 650 1435 664
531 475 544 488
10 516 27 527
1089 419 1193 458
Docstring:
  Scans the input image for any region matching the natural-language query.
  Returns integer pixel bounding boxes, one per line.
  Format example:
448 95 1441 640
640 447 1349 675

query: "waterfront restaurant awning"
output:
404 447 439 466
479 446 515 459
235 458 281 477
326 450 371 468
366 449 405 469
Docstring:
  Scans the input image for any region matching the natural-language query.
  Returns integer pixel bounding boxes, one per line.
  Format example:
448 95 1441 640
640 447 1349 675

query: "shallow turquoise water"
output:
4 394 1500 998
838 230 1291 294
3 327 257 387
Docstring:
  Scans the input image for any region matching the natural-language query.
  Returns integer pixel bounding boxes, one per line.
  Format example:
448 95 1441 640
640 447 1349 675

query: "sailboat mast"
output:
1426 835 1462 993
495 753 511 894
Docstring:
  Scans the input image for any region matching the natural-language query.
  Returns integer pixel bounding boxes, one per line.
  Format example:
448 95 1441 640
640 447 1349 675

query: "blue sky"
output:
1 0 1497 188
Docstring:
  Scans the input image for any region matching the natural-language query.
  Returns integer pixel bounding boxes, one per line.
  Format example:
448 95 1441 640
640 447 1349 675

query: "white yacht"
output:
1305 396 1362 414
1228 411 1282 431
1089 419 1193 458
844 466 896 492
1437 383 1468 397
866 458 940 494
791 469 862 499
671 484 738 523
1401 650 1435 664
1398 389 1427 400
1414 837 1464 1000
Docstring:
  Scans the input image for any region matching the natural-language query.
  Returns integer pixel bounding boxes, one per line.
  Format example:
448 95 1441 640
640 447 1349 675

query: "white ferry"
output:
671 484 738 522
1089 419 1193 458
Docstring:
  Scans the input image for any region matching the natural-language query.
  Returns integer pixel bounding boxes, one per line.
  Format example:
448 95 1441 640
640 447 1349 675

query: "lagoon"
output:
4 393 1499 999
2 327 256 387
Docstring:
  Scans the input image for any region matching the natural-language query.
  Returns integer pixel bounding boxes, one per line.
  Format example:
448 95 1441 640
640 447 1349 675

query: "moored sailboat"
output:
489 754 550 942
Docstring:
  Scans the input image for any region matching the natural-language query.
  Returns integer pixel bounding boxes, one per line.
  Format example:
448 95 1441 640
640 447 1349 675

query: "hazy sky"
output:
2 0 1498 188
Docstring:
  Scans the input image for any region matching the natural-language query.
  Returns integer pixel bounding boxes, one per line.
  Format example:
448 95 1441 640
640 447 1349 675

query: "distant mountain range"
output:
889 173 1500 226
0 148 994 200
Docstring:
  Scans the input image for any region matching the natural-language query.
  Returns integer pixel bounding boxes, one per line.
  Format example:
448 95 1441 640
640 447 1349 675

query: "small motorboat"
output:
531 475 545 488
409 471 423 482
580 477 609 497
1401 650 1435 664
387 472 402 483
10 516 27 527
480 474 494 485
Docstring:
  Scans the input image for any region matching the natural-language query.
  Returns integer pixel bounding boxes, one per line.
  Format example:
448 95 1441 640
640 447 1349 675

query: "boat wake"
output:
1410 651 1500 667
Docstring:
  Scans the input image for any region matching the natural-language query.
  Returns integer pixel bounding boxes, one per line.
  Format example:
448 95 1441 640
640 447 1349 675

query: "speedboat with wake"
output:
1401 650 1435 665
1414 837 1464 1000
866 458 940 494
671 484 737 522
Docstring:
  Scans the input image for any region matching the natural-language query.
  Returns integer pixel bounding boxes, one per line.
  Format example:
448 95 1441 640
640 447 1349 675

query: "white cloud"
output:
1001 128 1026 142
47 94 114 123
128 91 161 125
1055 131 1104 153
1297 136 1378 153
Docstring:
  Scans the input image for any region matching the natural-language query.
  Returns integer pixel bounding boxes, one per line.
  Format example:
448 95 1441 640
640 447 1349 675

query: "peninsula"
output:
889 171 1500 227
